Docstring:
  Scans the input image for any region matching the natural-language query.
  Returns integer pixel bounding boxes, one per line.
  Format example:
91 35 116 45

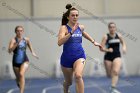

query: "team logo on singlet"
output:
108 39 120 44
18 40 26 51
72 31 82 37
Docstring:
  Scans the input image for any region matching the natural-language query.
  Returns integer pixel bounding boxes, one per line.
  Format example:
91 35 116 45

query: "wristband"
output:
91 39 95 43
70 31 73 35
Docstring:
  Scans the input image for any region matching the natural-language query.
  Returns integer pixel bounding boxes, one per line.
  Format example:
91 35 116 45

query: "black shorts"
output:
12 61 29 67
104 52 121 62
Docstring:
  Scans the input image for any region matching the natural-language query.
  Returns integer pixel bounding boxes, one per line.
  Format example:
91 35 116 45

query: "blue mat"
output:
0 76 140 93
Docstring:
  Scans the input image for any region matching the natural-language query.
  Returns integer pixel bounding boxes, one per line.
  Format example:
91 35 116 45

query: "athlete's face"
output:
68 10 79 24
108 24 116 34
15 27 24 37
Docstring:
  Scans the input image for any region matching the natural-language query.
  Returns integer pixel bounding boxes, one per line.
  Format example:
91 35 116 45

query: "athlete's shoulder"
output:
10 37 16 42
103 34 108 40
24 37 30 42
59 25 68 34
116 33 122 38
60 25 68 30
60 25 67 29
79 24 85 31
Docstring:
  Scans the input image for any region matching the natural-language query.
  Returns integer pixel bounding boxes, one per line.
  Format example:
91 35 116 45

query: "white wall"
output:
0 16 140 79
107 0 140 16
0 0 31 19
33 0 104 18
0 0 140 19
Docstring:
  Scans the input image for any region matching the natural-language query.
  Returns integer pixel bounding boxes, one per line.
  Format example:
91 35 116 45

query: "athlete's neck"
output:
67 22 76 28
109 33 116 38
16 36 23 39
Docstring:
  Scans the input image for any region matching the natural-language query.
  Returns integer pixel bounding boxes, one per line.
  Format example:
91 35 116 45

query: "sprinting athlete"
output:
8 26 38 93
58 4 102 93
100 22 126 93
